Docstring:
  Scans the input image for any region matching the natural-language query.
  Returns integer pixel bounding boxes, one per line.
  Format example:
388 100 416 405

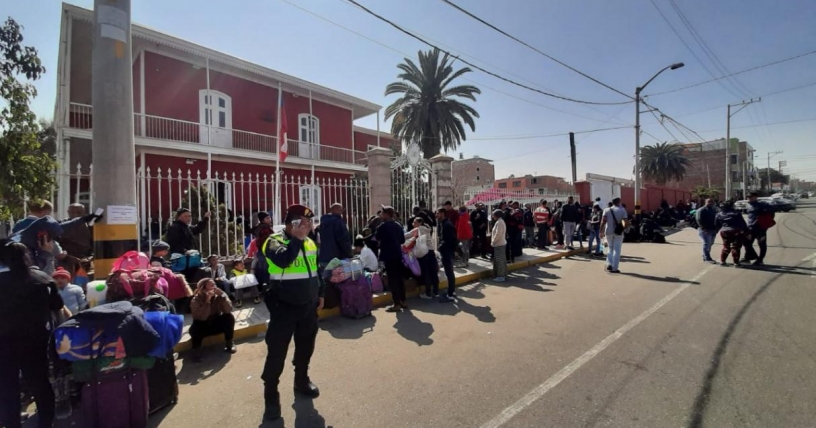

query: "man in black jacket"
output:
436 208 458 303
376 206 407 312
166 208 210 255
470 203 489 258
317 203 352 266
560 197 579 250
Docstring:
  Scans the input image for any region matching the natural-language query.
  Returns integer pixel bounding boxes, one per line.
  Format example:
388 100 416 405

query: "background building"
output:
451 155 494 204
493 174 573 193
660 138 755 199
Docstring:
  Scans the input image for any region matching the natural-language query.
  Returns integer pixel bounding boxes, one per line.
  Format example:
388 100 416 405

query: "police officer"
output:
260 204 324 421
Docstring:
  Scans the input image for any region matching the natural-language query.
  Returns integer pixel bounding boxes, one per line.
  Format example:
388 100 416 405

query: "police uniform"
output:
260 205 323 421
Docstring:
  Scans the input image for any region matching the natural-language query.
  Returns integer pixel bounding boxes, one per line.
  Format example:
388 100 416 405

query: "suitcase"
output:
338 277 372 319
147 354 178 414
82 369 149 428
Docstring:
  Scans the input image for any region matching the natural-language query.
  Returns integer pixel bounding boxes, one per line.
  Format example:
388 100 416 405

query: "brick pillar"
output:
430 154 454 210
366 147 392 215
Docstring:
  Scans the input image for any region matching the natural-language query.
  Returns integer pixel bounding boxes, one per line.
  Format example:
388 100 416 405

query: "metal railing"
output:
68 103 367 166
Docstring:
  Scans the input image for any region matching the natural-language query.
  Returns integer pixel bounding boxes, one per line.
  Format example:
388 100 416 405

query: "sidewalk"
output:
175 245 586 352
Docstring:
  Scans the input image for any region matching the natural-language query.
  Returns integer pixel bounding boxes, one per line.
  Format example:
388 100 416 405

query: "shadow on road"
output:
741 264 815 276
394 310 434 346
619 272 700 285
177 350 232 386
620 255 651 264
319 314 377 340
292 396 329 428
688 271 781 428
409 297 496 323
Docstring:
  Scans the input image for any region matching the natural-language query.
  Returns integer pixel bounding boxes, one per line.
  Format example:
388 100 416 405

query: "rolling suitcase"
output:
147 353 179 414
338 277 372 319
82 369 149 428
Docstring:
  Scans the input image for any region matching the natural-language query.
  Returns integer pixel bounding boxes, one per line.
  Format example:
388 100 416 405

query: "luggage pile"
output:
321 257 376 319
50 250 189 426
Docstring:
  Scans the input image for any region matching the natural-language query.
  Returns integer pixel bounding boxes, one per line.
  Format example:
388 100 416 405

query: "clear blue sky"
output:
8 0 816 182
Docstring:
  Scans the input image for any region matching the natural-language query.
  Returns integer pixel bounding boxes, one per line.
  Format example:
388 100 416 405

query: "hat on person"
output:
257 211 270 222
175 207 191 217
492 209 504 218
52 267 72 281
285 204 314 223
151 240 170 251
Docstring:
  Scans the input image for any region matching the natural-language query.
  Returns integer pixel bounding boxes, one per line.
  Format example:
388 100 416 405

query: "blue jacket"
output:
317 214 352 264
59 301 160 359
746 201 773 228
375 220 405 263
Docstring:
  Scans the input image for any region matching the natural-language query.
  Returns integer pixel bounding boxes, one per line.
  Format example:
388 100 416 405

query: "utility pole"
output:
569 132 577 184
92 0 137 276
766 151 783 192
725 98 761 200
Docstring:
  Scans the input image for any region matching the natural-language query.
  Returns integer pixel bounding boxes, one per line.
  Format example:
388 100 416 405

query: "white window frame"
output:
299 184 322 217
298 113 320 159
199 89 233 147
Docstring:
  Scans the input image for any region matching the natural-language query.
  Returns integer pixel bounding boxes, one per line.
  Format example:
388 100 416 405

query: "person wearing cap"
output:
376 205 407 311
166 207 211 255
260 204 323 422
52 267 86 315
150 240 171 268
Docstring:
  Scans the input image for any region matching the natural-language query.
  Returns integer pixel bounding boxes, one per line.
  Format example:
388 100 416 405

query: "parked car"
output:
734 200 749 213
761 197 794 212
800 193 809 199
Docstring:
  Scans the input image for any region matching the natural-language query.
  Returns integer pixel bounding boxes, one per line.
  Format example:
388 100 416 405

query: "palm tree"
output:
384 48 481 159
639 142 692 185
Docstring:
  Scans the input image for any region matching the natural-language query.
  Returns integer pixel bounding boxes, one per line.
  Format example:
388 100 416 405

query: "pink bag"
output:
369 272 383 293
111 251 150 273
402 251 421 277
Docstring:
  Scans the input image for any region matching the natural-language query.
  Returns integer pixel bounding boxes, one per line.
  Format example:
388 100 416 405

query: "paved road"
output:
119 203 816 427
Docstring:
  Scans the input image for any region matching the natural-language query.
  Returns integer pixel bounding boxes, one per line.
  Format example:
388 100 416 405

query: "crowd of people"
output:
694 192 775 267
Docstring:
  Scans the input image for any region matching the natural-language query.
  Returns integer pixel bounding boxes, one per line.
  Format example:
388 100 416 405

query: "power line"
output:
648 48 816 96
468 125 630 141
277 0 634 125
665 80 816 118
342 0 632 105
696 117 816 133
438 0 633 101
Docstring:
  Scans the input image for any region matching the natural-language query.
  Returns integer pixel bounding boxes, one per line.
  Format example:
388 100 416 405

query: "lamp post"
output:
634 62 684 211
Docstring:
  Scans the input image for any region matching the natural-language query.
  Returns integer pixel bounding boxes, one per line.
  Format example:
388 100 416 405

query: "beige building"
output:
452 156 495 204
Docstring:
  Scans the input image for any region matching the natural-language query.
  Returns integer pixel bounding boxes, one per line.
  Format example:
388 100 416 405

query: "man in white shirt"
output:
600 197 628 274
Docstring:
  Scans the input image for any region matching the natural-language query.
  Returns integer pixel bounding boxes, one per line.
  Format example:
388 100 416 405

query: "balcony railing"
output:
68 103 367 166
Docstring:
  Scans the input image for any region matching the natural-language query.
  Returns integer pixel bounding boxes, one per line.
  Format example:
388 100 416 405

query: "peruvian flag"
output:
278 97 288 162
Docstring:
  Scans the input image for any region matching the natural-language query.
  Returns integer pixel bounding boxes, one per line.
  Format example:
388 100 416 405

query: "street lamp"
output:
634 62 684 211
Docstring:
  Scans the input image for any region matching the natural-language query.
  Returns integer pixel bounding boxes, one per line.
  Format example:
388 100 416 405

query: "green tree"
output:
176 185 245 256
0 18 54 221
692 185 721 201
384 48 480 159
640 142 692 185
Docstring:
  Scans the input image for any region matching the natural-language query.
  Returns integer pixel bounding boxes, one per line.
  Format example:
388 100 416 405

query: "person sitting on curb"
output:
189 278 237 362
150 240 171 268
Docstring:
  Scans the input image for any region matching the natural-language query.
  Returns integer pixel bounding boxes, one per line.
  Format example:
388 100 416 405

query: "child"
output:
151 240 171 268
229 259 260 307
52 267 87 315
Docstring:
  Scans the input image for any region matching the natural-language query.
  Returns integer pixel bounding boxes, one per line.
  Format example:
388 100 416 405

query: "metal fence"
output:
53 163 369 258
391 166 432 223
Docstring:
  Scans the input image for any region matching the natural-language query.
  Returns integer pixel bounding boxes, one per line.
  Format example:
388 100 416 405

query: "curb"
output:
175 248 586 352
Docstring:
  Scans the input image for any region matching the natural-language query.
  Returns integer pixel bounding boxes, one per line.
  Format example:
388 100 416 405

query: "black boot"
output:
294 373 320 398
224 340 237 354
263 385 281 421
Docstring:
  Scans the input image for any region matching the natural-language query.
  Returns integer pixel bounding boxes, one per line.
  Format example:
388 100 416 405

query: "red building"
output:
53 3 392 230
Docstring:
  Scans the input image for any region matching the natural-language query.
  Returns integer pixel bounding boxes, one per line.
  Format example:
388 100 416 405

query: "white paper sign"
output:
106 205 137 225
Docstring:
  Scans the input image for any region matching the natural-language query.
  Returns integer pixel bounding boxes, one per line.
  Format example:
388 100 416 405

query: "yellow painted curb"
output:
176 249 587 352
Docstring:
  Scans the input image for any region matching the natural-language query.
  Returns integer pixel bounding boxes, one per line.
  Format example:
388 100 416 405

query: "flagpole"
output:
275 82 283 225
309 89 315 196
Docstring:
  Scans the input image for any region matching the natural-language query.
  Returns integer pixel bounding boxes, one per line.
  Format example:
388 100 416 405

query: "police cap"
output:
285 204 315 223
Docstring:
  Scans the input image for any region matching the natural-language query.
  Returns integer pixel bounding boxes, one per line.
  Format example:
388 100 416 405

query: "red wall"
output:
575 182 591 205
353 131 394 153
142 52 353 149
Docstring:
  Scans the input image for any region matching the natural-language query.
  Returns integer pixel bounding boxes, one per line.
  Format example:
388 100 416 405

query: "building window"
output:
476 167 480 172
299 184 322 217
498 182 507 189
476 175 480 181
730 154 738 164
513 181 521 187
298 114 320 159
199 89 233 147
539 189 545 195
531 178 538 184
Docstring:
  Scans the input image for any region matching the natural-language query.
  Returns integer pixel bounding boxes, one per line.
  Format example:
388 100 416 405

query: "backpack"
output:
106 270 166 303
111 251 150 272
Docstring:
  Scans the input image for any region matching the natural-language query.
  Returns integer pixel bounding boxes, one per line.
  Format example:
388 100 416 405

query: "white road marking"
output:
802 252 816 263
479 265 718 428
